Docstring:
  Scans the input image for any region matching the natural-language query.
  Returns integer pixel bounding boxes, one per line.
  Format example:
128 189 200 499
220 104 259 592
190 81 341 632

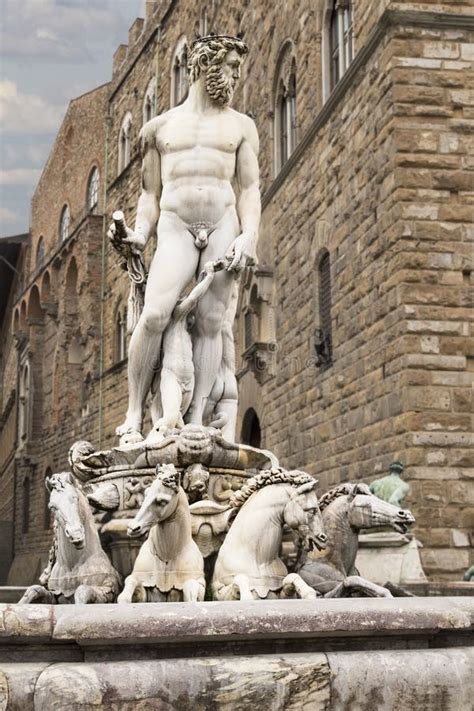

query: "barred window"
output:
87 166 100 214
59 205 70 242
36 237 45 270
325 0 354 99
143 78 156 124
318 250 333 368
274 51 297 173
171 37 188 107
118 113 132 173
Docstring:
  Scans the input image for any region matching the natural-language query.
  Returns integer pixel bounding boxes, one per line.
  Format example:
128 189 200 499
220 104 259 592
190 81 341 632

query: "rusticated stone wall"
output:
2 87 108 583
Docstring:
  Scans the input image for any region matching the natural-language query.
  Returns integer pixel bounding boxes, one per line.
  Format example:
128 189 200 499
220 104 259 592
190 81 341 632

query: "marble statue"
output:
28 32 424 610
296 483 415 598
212 468 328 600
19 472 121 604
108 34 260 445
118 464 206 603
147 259 225 443
369 461 410 507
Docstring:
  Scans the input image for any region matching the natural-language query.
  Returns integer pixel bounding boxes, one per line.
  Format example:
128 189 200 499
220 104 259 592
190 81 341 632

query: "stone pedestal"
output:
356 532 427 586
0 598 472 709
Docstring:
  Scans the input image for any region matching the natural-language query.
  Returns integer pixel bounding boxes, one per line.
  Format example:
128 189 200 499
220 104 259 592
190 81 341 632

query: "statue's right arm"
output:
133 121 162 249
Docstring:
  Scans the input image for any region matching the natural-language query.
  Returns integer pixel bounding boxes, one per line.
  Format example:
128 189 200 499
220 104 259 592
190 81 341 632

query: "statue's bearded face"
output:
205 49 242 106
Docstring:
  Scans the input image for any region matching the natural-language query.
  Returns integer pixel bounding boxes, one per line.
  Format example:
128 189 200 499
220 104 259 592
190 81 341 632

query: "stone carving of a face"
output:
189 36 248 107
205 49 243 106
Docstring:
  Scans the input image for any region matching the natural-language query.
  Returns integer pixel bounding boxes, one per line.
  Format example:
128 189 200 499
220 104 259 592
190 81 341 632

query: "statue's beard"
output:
205 65 235 106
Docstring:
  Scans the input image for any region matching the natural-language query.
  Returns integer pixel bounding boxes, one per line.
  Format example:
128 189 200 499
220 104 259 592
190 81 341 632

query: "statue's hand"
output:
226 233 257 272
107 222 145 253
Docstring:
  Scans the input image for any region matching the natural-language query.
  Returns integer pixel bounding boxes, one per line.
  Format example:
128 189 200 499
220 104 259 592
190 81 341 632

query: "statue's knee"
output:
142 307 169 334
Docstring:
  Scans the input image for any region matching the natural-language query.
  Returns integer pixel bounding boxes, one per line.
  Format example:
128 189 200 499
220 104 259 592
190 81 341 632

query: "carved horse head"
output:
46 472 85 549
345 483 415 533
127 464 181 538
283 476 327 552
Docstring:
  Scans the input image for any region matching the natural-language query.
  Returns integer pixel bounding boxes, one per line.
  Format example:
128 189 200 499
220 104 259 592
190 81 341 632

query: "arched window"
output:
36 237 45 270
87 166 100 214
59 205 70 242
241 408 262 448
44 467 52 529
143 78 156 124
171 37 188 107
324 0 354 99
115 303 127 362
22 477 30 534
315 250 333 369
118 113 132 173
274 46 297 174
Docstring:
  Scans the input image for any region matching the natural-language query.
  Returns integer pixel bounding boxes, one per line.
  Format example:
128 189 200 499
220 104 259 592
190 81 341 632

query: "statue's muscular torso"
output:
142 105 249 227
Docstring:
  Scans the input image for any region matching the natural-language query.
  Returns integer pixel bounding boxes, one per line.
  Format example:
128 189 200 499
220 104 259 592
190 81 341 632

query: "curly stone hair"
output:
318 482 371 512
188 35 248 85
230 468 315 510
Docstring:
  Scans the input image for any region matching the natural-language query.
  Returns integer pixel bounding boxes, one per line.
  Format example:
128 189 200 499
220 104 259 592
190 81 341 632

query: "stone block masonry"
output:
0 598 472 710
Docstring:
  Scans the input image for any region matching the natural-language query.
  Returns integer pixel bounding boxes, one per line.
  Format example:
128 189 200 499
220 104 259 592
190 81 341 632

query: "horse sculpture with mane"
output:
296 482 415 597
19 472 121 604
118 464 205 603
212 468 328 600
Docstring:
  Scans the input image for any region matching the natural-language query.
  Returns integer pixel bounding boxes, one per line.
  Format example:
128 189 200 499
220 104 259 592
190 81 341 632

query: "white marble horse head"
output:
46 471 85 549
127 464 181 538
283 475 328 552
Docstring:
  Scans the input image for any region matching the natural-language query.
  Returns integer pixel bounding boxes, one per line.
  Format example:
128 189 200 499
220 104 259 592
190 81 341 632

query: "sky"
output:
0 0 146 237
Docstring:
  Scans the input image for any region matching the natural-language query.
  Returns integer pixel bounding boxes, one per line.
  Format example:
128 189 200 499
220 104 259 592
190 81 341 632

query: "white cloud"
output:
0 169 42 186
0 207 19 222
0 80 64 134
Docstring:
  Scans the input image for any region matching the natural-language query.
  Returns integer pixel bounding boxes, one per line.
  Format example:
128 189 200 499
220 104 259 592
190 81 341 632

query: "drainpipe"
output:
154 25 162 252
98 110 112 449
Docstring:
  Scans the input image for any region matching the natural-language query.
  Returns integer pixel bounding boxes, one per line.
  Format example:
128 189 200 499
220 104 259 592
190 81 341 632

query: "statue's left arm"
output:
227 115 261 271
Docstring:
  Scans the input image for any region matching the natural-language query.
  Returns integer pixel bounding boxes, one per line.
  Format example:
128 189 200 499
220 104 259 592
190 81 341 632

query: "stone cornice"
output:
262 9 474 210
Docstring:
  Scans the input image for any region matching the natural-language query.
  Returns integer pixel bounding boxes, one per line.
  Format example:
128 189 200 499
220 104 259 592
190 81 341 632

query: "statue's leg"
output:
342 575 393 598
233 574 254 601
117 215 198 439
18 585 55 605
215 396 238 442
182 579 205 602
74 585 96 604
117 575 138 603
74 585 113 604
150 372 162 424
147 369 184 442
281 573 318 600
187 216 238 426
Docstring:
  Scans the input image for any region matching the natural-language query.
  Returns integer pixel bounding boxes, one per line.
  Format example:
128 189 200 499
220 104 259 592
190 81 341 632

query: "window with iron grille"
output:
318 251 332 368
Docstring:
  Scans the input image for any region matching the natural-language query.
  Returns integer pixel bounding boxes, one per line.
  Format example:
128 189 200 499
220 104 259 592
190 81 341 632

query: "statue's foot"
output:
145 426 168 445
116 422 144 446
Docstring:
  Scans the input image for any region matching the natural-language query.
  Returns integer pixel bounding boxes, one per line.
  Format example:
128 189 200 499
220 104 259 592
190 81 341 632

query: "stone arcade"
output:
1 30 473 711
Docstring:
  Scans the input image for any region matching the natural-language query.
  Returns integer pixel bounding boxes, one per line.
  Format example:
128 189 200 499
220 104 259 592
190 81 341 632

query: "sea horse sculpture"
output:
19 472 121 604
212 468 328 600
118 464 205 602
296 482 415 597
